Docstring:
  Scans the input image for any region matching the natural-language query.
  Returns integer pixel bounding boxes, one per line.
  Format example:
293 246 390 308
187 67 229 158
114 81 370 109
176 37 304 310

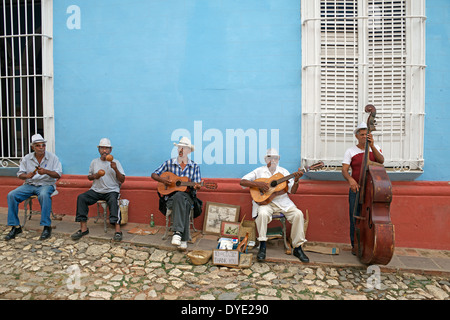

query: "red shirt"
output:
343 145 382 183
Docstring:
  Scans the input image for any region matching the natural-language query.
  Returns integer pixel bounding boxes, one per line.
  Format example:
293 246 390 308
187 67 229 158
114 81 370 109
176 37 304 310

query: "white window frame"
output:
301 0 426 179
0 0 53 169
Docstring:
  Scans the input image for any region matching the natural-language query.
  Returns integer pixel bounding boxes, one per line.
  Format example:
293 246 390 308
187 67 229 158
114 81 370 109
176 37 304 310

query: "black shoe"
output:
71 229 89 240
4 226 22 241
294 246 310 263
113 231 123 242
40 226 52 240
257 243 266 261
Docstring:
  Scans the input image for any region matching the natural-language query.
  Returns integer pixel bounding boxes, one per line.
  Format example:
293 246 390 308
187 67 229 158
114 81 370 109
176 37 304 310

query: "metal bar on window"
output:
0 0 49 168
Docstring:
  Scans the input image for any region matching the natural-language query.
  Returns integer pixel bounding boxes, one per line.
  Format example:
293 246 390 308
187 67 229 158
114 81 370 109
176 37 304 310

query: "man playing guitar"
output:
240 148 309 263
151 137 202 250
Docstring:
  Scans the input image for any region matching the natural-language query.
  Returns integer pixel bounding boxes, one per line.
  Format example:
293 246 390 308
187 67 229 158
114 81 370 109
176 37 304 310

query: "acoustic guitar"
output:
157 171 217 195
249 162 324 205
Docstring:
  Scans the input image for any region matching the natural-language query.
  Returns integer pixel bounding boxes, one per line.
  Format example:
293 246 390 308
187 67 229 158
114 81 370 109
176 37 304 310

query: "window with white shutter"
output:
301 0 426 179
0 0 54 170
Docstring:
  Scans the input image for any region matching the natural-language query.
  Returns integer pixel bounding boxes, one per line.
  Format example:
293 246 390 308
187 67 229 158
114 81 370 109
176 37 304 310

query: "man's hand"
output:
293 168 304 181
193 183 202 190
349 177 359 193
256 181 269 193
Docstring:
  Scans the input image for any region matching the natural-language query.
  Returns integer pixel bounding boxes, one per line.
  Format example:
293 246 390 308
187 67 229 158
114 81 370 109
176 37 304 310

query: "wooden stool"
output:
22 190 59 228
271 210 309 254
94 200 108 233
271 213 290 252
162 208 197 240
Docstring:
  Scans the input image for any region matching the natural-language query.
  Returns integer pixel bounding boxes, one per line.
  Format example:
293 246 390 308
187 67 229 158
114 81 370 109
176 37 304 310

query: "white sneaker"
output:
171 233 181 246
179 241 187 249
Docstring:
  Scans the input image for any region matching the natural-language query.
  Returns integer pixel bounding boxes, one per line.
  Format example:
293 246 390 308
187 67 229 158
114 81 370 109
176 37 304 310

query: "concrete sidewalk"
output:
1 208 449 276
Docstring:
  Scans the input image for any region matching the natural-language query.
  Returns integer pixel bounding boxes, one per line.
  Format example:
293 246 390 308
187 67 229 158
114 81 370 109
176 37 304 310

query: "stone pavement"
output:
0 209 449 301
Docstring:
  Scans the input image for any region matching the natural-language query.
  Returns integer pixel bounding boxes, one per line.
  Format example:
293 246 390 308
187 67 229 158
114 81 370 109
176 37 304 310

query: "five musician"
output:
4 126 385 263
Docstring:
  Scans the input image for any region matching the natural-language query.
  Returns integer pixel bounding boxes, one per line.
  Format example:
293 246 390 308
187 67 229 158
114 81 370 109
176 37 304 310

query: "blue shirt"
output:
153 158 201 183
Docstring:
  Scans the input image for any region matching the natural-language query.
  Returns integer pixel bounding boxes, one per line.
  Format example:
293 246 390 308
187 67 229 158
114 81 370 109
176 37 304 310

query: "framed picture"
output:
203 202 240 235
220 221 240 238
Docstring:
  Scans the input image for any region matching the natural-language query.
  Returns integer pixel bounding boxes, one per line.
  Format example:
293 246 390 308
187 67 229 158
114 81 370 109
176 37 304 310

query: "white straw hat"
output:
174 137 195 151
354 122 368 134
31 134 47 145
98 138 112 147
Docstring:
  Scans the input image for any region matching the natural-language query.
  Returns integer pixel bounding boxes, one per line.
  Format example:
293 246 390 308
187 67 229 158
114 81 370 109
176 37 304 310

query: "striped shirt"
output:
153 158 201 183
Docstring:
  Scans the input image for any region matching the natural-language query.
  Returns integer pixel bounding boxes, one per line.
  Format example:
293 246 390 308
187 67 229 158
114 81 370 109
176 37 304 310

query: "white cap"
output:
354 122 368 134
98 138 112 147
31 134 47 145
174 137 195 151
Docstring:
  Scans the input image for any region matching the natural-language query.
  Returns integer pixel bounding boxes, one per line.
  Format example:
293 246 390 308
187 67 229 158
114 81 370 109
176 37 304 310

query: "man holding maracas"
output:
71 138 126 241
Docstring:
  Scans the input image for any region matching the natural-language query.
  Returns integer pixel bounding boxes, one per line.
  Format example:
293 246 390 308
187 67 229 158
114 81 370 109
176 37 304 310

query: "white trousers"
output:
255 202 307 248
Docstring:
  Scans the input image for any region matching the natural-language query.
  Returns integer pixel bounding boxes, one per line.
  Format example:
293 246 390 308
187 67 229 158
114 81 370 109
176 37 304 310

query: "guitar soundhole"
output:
270 181 278 188
175 181 181 187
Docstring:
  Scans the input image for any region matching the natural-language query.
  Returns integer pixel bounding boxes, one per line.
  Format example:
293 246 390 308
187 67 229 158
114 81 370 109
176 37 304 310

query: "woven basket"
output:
187 250 212 265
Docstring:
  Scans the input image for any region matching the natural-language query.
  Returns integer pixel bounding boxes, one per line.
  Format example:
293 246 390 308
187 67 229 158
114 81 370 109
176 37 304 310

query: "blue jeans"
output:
349 189 361 248
7 184 55 227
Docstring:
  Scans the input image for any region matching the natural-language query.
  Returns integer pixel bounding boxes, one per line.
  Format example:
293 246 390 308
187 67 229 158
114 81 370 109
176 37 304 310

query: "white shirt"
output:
242 165 298 218
89 158 125 193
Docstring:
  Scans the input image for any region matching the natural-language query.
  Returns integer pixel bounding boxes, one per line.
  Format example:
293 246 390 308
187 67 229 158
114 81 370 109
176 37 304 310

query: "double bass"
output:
353 105 395 265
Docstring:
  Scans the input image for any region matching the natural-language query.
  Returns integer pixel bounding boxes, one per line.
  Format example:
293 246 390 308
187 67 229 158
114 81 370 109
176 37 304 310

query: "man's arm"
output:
368 133 384 164
342 163 359 192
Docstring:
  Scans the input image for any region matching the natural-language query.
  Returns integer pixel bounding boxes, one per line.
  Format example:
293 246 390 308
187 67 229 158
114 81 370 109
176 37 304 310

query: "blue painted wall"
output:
54 0 301 178
53 0 449 181
421 0 450 181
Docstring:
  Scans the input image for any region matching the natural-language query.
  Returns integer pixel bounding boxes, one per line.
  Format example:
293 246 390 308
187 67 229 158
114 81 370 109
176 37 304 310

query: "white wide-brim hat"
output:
354 122 368 134
31 134 47 145
174 137 195 151
98 138 112 148
264 148 280 160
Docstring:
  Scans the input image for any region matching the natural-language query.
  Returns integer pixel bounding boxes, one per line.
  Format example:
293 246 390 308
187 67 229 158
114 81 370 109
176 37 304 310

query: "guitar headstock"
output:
204 182 218 190
305 161 324 171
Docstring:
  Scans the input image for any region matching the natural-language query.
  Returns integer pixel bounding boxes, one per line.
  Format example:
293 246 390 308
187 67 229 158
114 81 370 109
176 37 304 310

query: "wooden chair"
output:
94 200 108 233
22 190 59 228
162 208 197 240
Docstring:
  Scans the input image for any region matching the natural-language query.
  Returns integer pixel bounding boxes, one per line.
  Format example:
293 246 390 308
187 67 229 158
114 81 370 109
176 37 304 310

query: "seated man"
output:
5 134 62 241
71 138 126 241
240 148 309 263
151 137 201 250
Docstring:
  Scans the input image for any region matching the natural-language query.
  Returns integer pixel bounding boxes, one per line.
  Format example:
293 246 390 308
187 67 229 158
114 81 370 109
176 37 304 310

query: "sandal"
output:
113 231 123 242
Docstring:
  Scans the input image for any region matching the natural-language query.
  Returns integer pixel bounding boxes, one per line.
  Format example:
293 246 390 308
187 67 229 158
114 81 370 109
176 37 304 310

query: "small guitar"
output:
250 162 324 205
157 171 217 195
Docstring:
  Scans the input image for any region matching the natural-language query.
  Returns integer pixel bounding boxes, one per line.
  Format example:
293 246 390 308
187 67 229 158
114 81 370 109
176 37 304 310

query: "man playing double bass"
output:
342 122 384 255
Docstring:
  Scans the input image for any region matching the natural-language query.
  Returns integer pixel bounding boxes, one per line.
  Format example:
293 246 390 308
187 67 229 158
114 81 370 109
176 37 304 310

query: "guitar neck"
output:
179 181 203 187
276 168 306 184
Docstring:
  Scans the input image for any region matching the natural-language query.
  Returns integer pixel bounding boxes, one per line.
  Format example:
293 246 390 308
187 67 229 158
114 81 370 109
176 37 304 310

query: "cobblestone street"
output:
0 226 448 301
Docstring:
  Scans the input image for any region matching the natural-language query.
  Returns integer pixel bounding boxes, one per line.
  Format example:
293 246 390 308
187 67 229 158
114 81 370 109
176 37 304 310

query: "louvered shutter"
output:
301 0 425 174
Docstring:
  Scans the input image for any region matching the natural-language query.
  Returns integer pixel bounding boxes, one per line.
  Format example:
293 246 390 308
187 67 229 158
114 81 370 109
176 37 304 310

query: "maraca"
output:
98 169 105 177
106 154 114 162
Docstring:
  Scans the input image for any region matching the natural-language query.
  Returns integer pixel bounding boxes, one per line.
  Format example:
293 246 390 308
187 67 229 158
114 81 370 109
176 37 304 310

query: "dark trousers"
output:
349 189 361 247
76 189 121 224
166 191 193 241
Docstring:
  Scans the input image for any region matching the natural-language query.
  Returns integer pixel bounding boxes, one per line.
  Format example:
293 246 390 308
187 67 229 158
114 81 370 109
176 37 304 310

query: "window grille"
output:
301 0 426 175
0 0 53 169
